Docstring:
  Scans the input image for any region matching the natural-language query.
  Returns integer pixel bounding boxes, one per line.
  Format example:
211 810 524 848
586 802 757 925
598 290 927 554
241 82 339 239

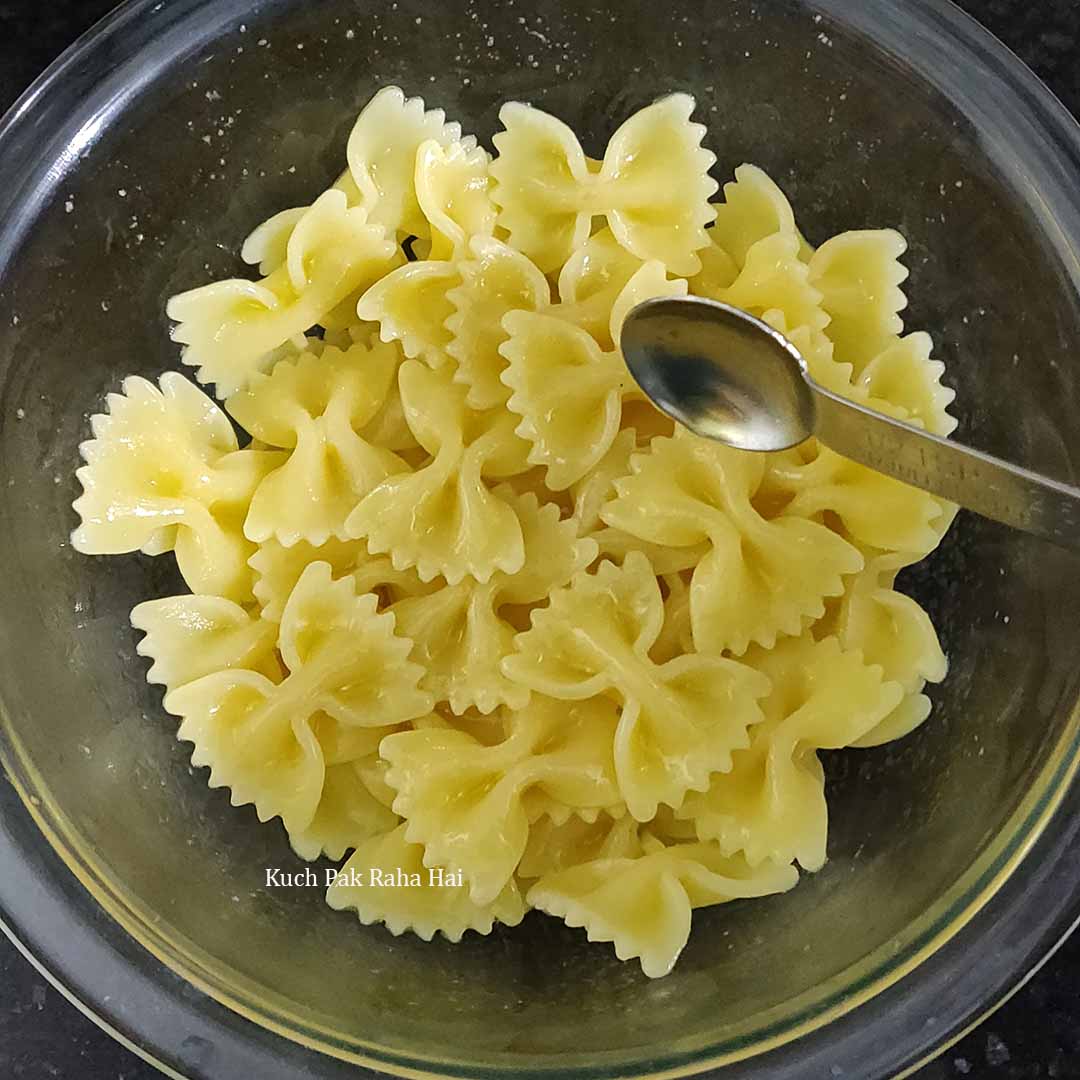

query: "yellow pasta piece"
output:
240 206 308 276
809 229 909 372
500 276 681 494
589 528 711 575
289 760 400 861
355 326 423 452
602 433 863 654
71 373 284 602
436 233 680 384
249 537 367 621
648 803 700 844
500 312 627 489
857 331 957 437
131 594 280 691
518 813 641 880
411 707 512 745
680 635 902 870
226 340 406 545
346 86 472 237
492 94 716 274
760 308 851 395
554 227 645 346
354 751 400 810
651 572 695 665
569 428 637 535
356 259 460 368
236 91 453 274
392 580 523 714
311 719 401 768
249 538 426 623
689 240 740 297
764 437 951 555
822 550 948 747
445 236 551 409
708 163 813 267
528 833 797 978
389 487 597 714
717 231 830 342
607 260 689 341
383 695 621 905
326 824 526 941
347 361 530 584
414 137 495 260
167 191 397 397
164 563 432 842
503 552 770 820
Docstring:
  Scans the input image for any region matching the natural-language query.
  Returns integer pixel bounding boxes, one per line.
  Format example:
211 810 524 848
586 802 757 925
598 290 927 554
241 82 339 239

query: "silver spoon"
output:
620 296 1080 550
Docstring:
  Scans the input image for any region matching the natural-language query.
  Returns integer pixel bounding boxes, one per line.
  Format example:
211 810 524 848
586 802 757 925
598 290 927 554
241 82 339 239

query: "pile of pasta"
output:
71 87 956 978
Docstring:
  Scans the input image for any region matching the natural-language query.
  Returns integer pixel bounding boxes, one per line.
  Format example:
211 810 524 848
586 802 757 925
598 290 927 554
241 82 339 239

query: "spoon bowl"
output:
621 298 817 452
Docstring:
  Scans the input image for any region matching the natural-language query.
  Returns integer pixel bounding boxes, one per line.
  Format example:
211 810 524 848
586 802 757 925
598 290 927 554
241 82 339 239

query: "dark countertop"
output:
1 1 1080 1077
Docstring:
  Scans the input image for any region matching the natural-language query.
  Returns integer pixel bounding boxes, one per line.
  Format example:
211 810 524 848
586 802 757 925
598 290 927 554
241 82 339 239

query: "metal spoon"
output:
620 295 1080 550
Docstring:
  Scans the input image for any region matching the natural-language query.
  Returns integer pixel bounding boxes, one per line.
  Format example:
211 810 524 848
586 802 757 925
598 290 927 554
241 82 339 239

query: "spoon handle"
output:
809 382 1080 551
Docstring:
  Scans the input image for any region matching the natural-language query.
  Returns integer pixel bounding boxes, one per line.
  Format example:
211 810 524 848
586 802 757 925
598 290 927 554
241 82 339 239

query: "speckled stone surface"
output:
1 1 1079 1077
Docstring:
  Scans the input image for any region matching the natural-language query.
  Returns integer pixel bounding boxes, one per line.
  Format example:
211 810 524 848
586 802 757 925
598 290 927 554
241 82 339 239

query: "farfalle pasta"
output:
72 86 956 978
529 832 798 979
491 94 717 274
226 336 407 546
346 86 472 237
383 695 621 906
601 432 865 655
168 191 399 397
72 373 284 602
388 486 597 714
345 360 531 584
163 562 431 858
131 594 281 689
502 553 772 821
678 635 902 872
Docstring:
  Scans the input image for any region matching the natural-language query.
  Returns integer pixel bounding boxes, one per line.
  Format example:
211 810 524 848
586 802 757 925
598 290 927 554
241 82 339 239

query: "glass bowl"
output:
2 0 1080 1077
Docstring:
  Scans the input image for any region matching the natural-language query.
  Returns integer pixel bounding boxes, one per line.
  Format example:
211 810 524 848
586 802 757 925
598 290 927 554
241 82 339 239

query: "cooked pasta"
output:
71 86 955 979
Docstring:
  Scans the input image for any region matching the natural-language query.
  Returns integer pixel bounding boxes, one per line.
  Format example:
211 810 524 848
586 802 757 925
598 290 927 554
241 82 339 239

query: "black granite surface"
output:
2 0 1080 1077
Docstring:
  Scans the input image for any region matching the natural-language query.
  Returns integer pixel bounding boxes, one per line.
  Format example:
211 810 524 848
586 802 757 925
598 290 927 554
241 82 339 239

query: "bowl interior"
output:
2 0 1080 1074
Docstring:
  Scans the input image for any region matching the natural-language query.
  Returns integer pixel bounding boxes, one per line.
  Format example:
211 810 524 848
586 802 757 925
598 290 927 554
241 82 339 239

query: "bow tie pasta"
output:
225 335 408 546
491 93 717 274
345 359 532 584
503 552 772 822
678 635 903 872
72 86 956 978
167 191 400 398
529 832 798 979
72 373 285 601
601 432 865 655
388 486 598 715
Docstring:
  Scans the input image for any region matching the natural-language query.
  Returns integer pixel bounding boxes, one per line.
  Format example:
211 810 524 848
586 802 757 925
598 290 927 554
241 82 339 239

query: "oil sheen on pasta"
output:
71 85 956 979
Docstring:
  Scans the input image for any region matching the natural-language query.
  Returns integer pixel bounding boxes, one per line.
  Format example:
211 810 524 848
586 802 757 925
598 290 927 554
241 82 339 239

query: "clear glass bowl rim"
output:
2 0 1080 1077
